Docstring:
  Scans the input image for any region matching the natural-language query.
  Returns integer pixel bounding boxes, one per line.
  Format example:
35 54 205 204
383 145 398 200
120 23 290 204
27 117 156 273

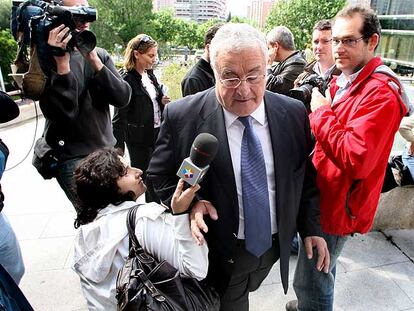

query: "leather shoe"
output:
285 300 298 311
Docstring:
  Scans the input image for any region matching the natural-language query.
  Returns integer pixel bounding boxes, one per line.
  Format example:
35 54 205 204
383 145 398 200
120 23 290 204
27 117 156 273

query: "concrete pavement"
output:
1 109 413 310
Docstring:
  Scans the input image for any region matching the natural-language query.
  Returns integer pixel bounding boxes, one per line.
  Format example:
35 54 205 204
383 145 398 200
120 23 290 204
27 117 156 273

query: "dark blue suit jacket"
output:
148 88 321 295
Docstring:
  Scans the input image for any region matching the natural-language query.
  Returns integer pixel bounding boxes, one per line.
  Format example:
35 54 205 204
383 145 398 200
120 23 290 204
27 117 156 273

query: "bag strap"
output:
125 205 167 302
126 204 144 256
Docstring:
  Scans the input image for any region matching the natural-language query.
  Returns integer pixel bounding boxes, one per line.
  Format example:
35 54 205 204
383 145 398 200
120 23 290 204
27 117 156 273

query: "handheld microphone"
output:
176 133 219 186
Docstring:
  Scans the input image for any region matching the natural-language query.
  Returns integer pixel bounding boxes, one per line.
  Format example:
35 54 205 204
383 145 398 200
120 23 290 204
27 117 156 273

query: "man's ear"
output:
205 44 210 61
368 33 380 52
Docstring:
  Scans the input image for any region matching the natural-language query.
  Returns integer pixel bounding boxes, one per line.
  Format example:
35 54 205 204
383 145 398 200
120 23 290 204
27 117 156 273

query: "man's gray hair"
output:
266 26 295 50
210 23 268 73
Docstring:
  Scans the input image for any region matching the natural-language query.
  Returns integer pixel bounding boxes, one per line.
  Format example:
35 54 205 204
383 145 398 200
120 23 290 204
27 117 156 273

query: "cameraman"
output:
38 0 131 206
294 20 340 89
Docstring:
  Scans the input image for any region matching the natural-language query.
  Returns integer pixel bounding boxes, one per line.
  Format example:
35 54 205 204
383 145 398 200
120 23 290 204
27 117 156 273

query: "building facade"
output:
153 0 175 11
247 0 274 29
174 0 227 23
370 0 414 74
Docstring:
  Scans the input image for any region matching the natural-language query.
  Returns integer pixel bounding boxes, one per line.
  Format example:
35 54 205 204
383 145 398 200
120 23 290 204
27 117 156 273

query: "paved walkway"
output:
1 115 414 311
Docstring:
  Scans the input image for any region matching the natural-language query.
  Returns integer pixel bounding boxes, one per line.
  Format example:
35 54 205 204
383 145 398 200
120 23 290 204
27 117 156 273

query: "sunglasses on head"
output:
137 35 154 49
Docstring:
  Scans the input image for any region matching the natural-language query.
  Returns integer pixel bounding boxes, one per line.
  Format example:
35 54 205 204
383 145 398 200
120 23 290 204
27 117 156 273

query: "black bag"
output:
32 137 59 179
381 161 398 193
116 205 220 311
389 155 414 187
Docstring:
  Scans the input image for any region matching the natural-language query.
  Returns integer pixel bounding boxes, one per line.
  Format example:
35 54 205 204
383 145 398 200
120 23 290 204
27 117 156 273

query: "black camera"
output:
289 74 328 111
28 0 97 73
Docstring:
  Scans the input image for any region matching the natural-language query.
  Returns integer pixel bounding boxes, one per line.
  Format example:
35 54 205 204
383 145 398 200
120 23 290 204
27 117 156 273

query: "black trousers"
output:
126 127 160 203
219 234 280 311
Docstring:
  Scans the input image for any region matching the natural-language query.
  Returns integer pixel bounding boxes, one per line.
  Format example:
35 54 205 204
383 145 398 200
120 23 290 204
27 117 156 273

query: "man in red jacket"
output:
286 5 409 311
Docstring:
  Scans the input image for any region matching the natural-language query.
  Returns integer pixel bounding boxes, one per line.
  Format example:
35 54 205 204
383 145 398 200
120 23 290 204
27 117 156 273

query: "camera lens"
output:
289 84 313 105
73 30 96 54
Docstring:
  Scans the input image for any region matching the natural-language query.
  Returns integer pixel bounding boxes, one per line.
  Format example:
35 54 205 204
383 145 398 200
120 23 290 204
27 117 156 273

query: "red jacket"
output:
309 57 407 235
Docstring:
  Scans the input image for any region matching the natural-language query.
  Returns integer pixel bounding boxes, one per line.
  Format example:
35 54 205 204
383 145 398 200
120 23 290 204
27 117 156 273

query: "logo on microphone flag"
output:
183 167 194 179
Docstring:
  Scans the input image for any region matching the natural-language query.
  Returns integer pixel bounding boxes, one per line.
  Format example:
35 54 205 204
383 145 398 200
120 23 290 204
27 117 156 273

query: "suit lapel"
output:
197 90 239 210
264 92 288 222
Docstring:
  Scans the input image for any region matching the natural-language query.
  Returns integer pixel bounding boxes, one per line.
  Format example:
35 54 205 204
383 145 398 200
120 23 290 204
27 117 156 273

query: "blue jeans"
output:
55 157 84 208
0 264 33 311
402 146 414 180
0 214 24 285
293 233 348 311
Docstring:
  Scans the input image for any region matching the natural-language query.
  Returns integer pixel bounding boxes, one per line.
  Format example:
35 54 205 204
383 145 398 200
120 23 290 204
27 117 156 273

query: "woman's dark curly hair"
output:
73 148 136 228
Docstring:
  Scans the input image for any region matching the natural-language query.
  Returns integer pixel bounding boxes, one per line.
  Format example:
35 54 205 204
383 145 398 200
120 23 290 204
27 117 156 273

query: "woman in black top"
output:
112 34 170 202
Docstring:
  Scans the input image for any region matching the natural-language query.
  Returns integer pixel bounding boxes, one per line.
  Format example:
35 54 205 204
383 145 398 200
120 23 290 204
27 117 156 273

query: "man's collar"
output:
336 67 363 88
313 62 336 78
223 100 265 129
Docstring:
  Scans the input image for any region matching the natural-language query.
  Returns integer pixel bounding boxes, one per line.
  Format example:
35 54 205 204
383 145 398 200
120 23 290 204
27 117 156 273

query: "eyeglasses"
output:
137 35 154 49
220 75 265 89
332 36 365 47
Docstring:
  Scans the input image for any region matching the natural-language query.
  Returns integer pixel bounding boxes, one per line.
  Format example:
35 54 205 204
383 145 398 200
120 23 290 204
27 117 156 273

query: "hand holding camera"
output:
310 87 330 112
289 74 329 111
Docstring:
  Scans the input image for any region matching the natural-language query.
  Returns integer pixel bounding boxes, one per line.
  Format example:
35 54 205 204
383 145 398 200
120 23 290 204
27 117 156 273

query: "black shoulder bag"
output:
116 205 220 311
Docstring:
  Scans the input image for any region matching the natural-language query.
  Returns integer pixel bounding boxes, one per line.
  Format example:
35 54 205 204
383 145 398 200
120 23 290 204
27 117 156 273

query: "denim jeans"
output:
55 157 84 208
402 146 414 180
0 264 33 311
293 232 348 311
0 214 24 285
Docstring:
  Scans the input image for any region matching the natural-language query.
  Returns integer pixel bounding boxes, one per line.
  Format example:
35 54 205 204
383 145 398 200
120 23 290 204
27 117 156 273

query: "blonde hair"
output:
123 34 158 71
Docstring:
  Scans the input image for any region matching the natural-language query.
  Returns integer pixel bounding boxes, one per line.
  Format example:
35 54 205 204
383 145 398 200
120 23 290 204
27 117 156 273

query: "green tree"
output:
175 20 200 49
152 9 181 45
231 15 256 26
89 0 154 51
265 0 346 50
0 29 17 88
196 18 223 47
0 0 11 30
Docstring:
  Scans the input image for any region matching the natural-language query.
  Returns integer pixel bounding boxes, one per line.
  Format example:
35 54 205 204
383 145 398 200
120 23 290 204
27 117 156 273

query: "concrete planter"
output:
374 186 414 230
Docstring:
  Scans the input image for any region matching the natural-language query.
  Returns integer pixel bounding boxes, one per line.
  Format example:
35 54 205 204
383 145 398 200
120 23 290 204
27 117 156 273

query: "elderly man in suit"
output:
147 23 329 311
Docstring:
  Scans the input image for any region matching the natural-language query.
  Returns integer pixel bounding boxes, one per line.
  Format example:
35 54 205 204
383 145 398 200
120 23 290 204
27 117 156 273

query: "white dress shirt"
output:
333 68 363 104
142 72 161 128
72 201 208 311
222 101 277 239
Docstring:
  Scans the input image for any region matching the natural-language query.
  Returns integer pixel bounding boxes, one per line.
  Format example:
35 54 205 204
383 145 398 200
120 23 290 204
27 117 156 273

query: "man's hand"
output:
408 142 414 155
190 200 218 246
303 236 330 273
310 88 330 112
171 179 200 214
161 95 171 106
82 48 104 72
48 24 71 74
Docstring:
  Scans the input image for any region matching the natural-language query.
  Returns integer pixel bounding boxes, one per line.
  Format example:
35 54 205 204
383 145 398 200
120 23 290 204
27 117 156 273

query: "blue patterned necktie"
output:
239 116 272 257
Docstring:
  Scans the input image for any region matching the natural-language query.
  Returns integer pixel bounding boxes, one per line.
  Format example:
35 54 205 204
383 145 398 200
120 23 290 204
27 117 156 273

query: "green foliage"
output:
160 62 192 100
175 20 200 49
231 15 256 26
0 0 11 30
152 10 180 45
0 29 17 88
89 0 154 51
265 0 346 50
196 19 223 47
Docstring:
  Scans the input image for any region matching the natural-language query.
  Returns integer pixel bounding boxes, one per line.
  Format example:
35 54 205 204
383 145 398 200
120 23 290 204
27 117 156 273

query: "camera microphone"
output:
176 133 219 186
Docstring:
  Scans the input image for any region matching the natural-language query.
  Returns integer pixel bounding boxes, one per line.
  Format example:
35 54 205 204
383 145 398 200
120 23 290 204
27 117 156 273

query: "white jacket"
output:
72 201 209 311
